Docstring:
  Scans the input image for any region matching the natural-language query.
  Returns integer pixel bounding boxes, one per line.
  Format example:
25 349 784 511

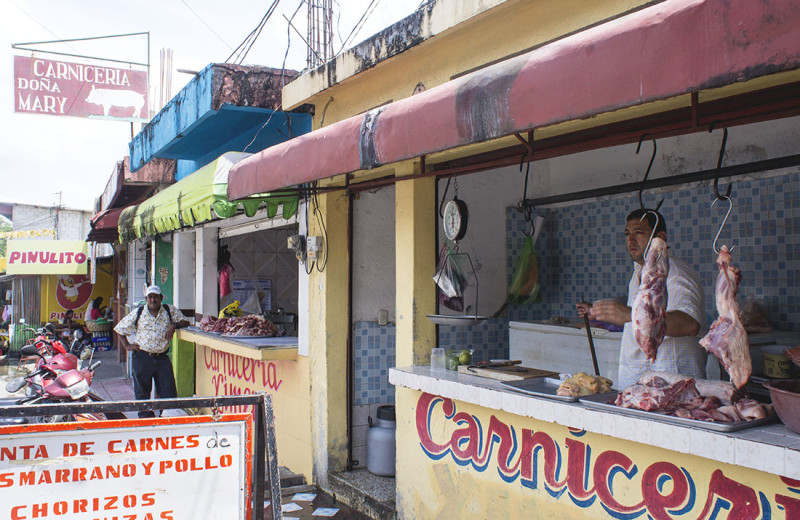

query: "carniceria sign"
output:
13 55 148 121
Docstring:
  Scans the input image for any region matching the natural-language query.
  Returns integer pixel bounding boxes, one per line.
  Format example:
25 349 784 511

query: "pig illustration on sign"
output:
84 85 145 117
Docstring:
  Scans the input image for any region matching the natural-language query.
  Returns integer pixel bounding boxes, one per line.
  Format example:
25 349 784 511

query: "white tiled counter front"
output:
389 366 800 480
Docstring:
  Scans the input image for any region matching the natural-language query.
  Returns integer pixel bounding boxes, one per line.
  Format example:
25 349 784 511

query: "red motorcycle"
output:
6 343 106 423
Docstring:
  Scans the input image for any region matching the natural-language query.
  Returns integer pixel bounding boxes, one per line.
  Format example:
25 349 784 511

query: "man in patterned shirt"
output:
114 285 189 417
576 209 706 389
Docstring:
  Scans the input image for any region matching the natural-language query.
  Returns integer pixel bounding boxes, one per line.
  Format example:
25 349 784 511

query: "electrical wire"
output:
236 3 277 64
311 184 328 272
179 0 235 52
331 0 345 49
226 0 281 64
339 0 382 53
242 0 302 153
8 0 78 52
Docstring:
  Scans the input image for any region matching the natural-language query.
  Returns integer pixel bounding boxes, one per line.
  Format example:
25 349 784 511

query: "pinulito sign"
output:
13 55 149 121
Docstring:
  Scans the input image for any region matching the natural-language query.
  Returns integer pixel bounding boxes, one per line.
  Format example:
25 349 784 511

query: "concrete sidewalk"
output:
86 347 135 402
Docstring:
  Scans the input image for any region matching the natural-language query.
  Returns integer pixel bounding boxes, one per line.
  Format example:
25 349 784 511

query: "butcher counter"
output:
389 366 800 519
176 326 298 360
175 326 313 477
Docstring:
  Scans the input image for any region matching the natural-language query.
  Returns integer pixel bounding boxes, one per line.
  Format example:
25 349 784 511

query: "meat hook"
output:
711 195 736 254
517 133 535 236
636 134 663 212
642 209 662 262
708 123 732 200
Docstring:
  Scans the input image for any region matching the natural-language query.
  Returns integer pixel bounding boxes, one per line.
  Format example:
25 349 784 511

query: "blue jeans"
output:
131 350 177 418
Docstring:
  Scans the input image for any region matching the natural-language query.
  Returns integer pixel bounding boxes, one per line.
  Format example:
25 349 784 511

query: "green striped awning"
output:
118 152 297 242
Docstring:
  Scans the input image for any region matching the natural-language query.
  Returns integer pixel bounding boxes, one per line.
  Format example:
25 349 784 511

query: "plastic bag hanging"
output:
508 215 544 304
433 243 468 312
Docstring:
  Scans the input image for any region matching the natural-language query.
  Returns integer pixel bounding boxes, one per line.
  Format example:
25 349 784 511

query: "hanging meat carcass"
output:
699 246 752 388
631 237 669 361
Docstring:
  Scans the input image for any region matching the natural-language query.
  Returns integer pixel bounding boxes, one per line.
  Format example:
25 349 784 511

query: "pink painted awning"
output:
228 0 800 199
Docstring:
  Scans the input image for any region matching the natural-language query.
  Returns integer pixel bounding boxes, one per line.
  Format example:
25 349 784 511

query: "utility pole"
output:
307 0 333 68
54 191 62 239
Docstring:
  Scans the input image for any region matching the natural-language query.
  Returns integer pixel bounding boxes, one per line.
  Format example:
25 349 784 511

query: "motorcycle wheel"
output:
34 414 72 423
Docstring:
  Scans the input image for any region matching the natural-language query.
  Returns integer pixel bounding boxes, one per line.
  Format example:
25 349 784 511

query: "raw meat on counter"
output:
631 237 669 361
615 372 773 423
556 373 613 397
637 371 744 405
699 246 752 388
197 314 280 337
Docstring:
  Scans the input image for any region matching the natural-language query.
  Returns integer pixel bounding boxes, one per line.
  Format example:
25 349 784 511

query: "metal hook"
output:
636 134 663 211
708 123 732 200
711 195 736 254
438 177 452 218
640 209 661 261
519 155 534 236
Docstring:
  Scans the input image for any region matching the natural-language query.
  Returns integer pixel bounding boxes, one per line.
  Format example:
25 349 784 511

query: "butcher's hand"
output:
575 302 592 319
165 324 176 341
585 299 631 327
121 337 140 352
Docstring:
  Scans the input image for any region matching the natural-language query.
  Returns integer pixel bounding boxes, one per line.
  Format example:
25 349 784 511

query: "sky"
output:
0 0 421 212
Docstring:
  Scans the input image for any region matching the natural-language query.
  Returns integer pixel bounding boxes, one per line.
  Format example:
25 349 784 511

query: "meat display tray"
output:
221 334 276 339
501 378 609 402
186 327 221 335
579 393 778 432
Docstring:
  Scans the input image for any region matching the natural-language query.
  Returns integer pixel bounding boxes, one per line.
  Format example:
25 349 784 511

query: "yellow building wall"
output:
290 0 653 127
39 265 113 325
396 387 796 519
306 191 350 482
194 346 312 479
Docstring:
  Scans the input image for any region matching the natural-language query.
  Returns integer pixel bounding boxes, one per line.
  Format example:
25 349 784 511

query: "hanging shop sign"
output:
6 240 88 275
0 415 252 520
0 229 55 239
13 55 148 121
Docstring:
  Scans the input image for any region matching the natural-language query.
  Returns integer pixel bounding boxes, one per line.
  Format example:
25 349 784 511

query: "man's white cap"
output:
145 285 162 297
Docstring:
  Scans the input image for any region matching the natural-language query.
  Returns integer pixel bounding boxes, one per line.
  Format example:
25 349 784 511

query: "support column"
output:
195 227 218 319
308 190 349 488
173 231 196 310
395 162 436 367
172 231 196 397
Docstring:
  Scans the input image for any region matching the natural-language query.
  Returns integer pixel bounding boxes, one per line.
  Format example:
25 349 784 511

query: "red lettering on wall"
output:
519 430 567 491
413 392 783 518
564 438 595 501
641 461 690 520
697 470 760 519
775 493 800 517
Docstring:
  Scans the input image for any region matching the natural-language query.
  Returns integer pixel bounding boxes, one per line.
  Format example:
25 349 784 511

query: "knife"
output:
467 360 522 370
581 297 601 376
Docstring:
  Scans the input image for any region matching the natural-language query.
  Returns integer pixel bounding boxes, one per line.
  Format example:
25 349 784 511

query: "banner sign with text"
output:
0 415 252 520
6 240 88 275
0 229 55 239
14 55 148 121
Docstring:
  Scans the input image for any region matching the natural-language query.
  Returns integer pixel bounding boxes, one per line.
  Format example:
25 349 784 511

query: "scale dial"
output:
443 198 468 241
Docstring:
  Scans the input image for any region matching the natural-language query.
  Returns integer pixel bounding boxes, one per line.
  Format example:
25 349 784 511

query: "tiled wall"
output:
356 170 800 406
508 171 800 332
353 322 396 405
220 227 299 314
437 318 508 362
352 322 397 468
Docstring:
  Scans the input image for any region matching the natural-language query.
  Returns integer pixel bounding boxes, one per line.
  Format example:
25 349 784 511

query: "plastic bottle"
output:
366 405 396 477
